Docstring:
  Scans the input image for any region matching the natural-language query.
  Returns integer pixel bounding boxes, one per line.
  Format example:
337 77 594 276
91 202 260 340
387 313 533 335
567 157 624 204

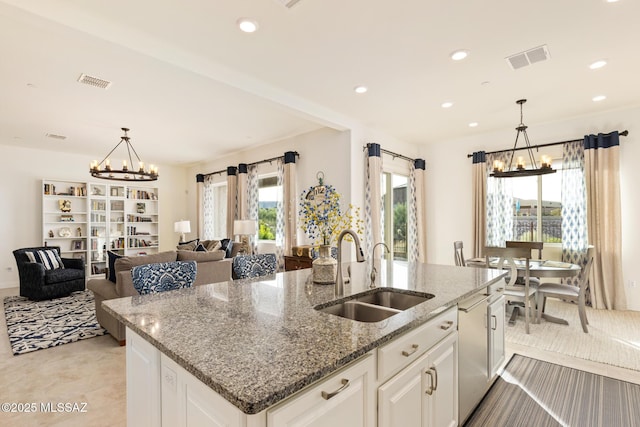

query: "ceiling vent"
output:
45 133 67 140
273 0 303 8
77 73 112 89
505 45 551 70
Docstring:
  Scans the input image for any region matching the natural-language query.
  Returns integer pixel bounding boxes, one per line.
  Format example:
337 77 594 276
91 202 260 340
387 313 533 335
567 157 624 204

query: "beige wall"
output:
422 105 640 311
0 144 188 289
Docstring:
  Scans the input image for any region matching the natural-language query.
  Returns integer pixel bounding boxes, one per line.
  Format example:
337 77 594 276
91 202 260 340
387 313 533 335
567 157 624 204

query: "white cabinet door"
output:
488 296 506 379
378 351 425 427
267 354 375 427
425 333 458 427
127 328 161 427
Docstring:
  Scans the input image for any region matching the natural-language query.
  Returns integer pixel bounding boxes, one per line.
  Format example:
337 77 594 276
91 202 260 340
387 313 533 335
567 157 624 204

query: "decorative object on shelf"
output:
76 227 82 237
89 127 158 181
60 214 74 222
234 219 257 255
136 202 146 214
292 245 313 258
59 199 71 212
58 227 72 237
48 230 54 238
174 220 191 243
299 172 364 284
491 99 556 178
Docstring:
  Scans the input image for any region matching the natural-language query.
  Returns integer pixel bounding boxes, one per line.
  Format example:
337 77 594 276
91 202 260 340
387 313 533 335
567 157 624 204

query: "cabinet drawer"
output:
377 306 457 382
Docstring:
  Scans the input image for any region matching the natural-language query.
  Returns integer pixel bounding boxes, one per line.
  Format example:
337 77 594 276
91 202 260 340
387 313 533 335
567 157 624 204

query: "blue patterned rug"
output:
3 290 106 355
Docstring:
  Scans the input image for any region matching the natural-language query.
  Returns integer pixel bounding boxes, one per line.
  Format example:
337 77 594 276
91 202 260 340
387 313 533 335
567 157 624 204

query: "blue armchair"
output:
13 246 85 301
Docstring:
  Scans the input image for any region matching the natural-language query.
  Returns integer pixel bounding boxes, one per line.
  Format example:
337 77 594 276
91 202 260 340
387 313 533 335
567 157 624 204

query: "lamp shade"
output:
234 219 257 235
174 220 191 234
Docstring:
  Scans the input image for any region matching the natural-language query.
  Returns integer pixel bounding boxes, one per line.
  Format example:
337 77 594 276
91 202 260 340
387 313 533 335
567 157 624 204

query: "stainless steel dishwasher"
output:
458 288 504 424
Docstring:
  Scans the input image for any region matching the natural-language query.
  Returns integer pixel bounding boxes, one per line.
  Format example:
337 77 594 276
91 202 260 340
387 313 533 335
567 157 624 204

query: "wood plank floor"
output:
465 354 640 427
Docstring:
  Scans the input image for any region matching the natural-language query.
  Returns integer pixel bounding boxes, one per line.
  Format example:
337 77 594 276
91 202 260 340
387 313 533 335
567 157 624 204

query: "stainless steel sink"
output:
316 288 434 322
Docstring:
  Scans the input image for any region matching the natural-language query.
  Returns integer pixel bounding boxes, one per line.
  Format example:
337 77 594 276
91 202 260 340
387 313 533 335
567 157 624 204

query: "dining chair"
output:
485 246 536 334
506 241 543 287
536 247 594 333
454 241 466 266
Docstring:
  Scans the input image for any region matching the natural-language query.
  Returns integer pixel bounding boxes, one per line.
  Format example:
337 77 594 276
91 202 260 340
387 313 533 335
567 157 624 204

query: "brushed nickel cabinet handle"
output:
402 344 419 357
491 315 497 330
440 320 454 330
321 378 350 400
432 367 438 391
425 369 435 395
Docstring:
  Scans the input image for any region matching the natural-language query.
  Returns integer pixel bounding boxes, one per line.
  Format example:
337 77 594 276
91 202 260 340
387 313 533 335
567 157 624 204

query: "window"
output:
258 175 281 241
382 172 408 260
203 182 227 239
510 160 562 243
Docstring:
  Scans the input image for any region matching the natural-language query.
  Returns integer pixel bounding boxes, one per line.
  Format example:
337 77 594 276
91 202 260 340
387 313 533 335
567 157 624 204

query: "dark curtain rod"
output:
466 130 628 158
363 145 415 162
202 152 299 178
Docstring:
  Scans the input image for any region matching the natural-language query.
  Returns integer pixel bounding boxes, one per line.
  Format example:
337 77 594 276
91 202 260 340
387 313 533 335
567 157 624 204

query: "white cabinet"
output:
127 328 161 427
267 354 376 427
378 332 458 427
488 295 506 379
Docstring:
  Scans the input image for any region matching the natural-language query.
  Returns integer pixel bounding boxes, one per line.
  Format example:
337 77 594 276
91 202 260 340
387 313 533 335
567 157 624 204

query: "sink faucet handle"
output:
370 266 377 288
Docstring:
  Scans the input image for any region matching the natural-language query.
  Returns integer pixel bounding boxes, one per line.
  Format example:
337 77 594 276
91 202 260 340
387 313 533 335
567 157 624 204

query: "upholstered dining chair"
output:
232 253 277 279
485 246 536 334
454 241 466 266
536 247 594 333
505 241 543 287
13 246 85 300
131 260 197 295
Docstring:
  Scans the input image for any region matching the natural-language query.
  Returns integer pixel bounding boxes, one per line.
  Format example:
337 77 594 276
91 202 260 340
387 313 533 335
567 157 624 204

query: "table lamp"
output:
234 219 257 255
174 220 191 243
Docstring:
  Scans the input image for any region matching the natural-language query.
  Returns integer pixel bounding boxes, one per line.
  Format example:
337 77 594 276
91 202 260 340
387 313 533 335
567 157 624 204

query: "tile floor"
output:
0 286 638 426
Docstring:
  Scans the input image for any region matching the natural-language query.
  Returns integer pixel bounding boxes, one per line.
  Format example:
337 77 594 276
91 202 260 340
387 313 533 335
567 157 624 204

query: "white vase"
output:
312 245 336 284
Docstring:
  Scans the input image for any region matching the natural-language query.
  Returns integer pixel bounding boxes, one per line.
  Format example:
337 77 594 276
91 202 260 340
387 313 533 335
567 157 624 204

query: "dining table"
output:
466 257 582 326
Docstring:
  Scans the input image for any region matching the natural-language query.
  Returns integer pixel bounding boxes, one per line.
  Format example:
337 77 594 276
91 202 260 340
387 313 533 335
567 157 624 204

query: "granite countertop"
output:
103 261 505 414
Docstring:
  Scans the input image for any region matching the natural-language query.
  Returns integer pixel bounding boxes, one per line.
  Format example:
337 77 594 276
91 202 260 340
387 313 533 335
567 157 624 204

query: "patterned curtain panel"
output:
485 152 513 247
408 159 427 262
248 164 259 253
364 143 383 258
204 175 228 239
237 164 248 220
561 141 588 289
283 151 298 257
472 152 487 257
226 166 237 238
196 174 205 239
584 132 626 310
203 175 215 240
275 158 285 271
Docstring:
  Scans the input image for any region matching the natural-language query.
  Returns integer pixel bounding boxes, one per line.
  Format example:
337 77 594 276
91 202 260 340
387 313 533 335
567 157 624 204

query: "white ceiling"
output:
1 0 638 166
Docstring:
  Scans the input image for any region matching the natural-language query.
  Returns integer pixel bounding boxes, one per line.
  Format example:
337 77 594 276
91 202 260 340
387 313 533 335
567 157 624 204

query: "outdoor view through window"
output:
258 176 280 241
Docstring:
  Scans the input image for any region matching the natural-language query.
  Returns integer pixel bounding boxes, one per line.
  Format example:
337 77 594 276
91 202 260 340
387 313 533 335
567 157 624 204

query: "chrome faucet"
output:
335 229 365 297
370 242 390 288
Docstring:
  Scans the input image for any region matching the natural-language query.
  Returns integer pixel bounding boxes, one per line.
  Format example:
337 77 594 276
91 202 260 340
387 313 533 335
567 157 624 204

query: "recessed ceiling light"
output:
237 18 259 33
605 0 619 3
469 122 479 128
354 85 368 94
592 95 607 102
589 60 607 70
450 50 469 61
441 102 454 108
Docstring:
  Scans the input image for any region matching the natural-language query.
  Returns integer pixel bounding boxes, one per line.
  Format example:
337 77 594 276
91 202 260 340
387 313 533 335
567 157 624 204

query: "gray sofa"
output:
87 250 232 344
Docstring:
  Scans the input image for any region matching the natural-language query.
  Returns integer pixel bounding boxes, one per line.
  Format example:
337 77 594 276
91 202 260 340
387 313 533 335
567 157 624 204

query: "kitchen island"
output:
104 261 505 426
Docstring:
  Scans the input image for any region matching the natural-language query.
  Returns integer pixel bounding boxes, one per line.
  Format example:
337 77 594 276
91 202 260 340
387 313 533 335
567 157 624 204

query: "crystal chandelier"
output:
89 128 158 181
491 99 556 178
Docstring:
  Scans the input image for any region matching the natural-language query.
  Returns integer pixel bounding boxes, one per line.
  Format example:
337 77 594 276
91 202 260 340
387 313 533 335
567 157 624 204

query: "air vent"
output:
77 73 112 89
273 0 303 8
45 133 67 140
505 45 551 70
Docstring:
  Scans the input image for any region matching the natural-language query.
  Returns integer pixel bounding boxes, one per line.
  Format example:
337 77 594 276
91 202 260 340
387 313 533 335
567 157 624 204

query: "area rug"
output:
3 290 106 355
505 299 640 372
465 354 640 426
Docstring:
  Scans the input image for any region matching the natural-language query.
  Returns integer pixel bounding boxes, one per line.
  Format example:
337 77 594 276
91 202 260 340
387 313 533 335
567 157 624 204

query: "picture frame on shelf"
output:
71 239 84 250
136 202 146 214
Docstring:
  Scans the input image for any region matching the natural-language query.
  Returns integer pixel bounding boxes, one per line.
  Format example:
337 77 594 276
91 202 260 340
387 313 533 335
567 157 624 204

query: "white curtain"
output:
283 151 298 257
203 174 227 239
471 152 487 257
237 163 248 220
365 143 383 258
247 164 259 253
485 152 513 247
196 174 204 239
408 159 427 262
203 175 214 240
226 166 237 238
275 158 285 271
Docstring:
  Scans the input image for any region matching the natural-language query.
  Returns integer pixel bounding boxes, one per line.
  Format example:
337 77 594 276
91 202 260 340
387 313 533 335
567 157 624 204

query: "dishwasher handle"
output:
458 294 490 313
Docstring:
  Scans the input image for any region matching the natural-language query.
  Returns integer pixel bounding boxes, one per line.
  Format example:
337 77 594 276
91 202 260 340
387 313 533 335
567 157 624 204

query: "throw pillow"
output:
26 249 64 270
107 251 124 283
200 240 222 251
131 261 197 295
177 239 199 251
195 243 207 252
220 239 234 258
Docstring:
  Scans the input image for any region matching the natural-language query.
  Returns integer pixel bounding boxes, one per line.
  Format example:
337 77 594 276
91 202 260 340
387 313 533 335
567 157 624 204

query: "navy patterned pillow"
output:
232 253 277 279
131 261 197 295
